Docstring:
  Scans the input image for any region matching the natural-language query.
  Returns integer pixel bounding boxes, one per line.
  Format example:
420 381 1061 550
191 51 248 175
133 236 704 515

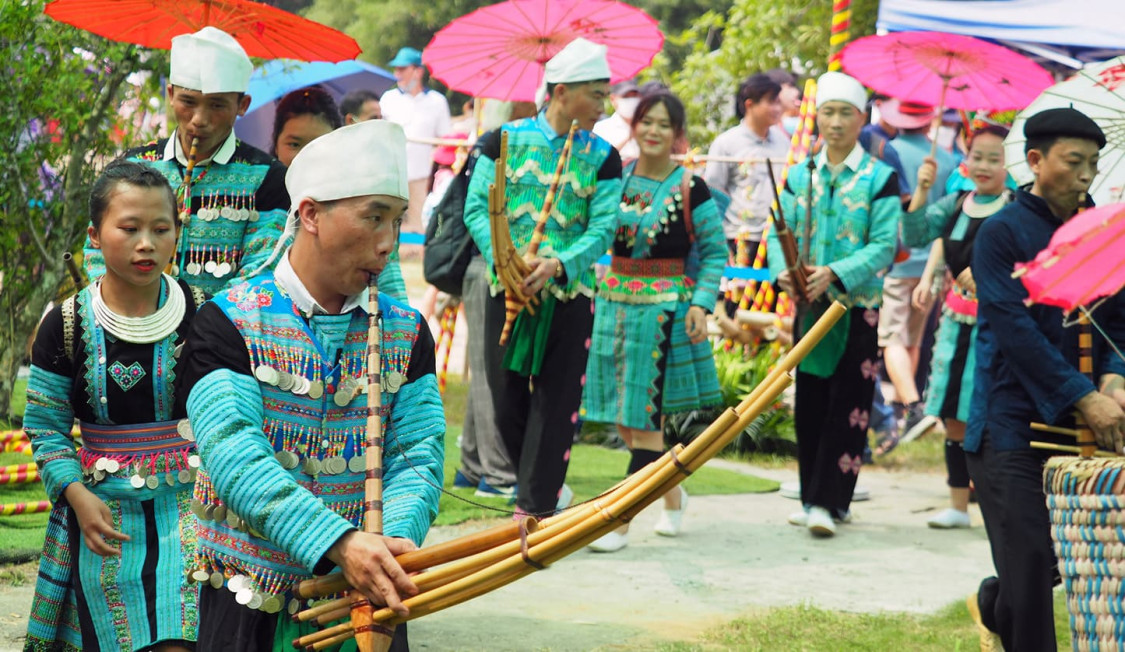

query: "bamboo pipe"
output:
294 303 842 638
1031 423 1082 437
300 362 797 643
292 517 541 608
350 275 391 652
1030 442 1115 458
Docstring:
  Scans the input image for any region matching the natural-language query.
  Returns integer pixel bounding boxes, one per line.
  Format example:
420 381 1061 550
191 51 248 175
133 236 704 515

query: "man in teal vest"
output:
178 119 444 651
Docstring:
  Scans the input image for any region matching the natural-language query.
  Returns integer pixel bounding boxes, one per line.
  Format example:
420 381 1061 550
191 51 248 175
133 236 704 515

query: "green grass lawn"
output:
659 591 1071 651
434 424 779 527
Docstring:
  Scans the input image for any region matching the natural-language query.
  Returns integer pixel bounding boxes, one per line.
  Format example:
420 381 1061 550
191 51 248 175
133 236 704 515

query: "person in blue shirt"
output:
965 107 1125 652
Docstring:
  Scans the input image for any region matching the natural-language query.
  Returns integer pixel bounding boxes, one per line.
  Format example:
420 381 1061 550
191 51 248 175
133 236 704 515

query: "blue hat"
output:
388 47 423 68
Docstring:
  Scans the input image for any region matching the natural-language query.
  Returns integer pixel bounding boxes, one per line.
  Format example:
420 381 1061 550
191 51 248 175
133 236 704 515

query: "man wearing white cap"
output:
84 27 289 296
177 120 444 650
463 37 622 518
380 46 452 239
767 71 901 538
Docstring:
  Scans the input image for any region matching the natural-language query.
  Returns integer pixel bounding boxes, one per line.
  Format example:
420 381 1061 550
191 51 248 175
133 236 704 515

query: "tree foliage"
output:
302 0 732 83
656 0 880 145
0 1 162 420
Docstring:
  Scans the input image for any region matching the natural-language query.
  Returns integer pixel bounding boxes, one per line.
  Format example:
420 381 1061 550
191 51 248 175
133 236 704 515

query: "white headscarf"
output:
169 27 252 94
535 37 612 107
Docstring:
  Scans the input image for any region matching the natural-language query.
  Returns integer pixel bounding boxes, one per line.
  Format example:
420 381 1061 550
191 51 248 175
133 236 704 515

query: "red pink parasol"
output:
1015 202 1125 314
839 31 1052 112
423 0 663 102
44 0 361 62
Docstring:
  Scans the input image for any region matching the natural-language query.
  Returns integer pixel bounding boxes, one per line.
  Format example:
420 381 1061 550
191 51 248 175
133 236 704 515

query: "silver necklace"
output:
91 274 185 344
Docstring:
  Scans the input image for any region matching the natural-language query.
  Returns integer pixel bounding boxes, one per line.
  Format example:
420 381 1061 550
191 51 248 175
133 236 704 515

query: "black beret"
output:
1024 107 1106 149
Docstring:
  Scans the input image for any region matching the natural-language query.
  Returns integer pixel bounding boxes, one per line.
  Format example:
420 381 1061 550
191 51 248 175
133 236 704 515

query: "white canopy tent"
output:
877 0 1125 68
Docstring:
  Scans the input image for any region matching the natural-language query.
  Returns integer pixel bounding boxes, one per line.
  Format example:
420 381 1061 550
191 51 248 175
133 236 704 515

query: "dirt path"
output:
0 460 993 651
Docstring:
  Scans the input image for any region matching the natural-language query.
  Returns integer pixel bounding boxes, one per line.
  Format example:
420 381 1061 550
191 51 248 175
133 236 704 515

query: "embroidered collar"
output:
163 128 238 167
815 143 866 174
275 249 368 317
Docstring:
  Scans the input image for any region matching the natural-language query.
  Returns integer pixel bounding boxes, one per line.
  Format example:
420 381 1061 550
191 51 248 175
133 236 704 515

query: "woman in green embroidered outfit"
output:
583 93 727 553
269 86 408 303
24 161 203 651
902 124 1013 530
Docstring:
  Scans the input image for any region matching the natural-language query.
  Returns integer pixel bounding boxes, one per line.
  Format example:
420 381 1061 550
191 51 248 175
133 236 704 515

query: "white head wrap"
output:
251 121 409 275
169 27 252 94
535 37 612 107
815 71 868 113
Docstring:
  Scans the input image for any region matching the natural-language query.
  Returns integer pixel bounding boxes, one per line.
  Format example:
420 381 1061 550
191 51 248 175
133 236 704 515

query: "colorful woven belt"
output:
610 257 685 277
79 420 192 456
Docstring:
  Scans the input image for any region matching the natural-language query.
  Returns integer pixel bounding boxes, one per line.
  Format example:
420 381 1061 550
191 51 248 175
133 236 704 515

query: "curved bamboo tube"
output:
293 303 846 645
497 120 578 345
292 517 541 603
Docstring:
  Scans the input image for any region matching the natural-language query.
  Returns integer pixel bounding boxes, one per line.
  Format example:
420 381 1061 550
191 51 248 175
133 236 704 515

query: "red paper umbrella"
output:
840 31 1052 112
1015 203 1125 314
423 0 664 102
44 0 361 62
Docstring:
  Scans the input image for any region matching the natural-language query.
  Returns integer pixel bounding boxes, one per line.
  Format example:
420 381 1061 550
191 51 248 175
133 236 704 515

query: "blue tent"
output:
234 59 396 153
877 0 1125 68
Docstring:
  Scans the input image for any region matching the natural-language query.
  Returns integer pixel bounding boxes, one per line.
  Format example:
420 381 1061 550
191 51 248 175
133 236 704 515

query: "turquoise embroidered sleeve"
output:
688 197 726 311
555 176 621 283
232 206 287 285
381 373 445 546
24 366 82 501
827 185 900 295
902 192 958 249
188 369 355 573
463 155 496 266
378 251 409 304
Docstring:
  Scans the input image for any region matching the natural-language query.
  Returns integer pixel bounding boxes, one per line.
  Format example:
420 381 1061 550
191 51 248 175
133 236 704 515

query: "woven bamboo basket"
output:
1044 456 1125 651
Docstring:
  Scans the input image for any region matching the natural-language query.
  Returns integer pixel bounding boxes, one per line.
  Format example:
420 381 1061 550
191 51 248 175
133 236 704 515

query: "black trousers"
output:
794 308 879 519
483 291 593 515
197 585 409 651
966 434 1059 651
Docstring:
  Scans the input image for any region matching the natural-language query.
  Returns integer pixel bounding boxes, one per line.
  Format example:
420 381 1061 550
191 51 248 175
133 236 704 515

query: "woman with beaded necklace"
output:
902 124 1014 530
24 160 206 651
583 92 727 553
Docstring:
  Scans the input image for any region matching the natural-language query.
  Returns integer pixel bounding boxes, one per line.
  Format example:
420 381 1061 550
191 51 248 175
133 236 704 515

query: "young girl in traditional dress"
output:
24 160 205 651
902 125 1013 529
583 92 727 552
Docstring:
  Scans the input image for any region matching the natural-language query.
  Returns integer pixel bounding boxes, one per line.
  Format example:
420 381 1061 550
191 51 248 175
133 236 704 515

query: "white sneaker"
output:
779 481 801 500
807 506 836 537
654 487 688 537
927 508 971 529
788 510 809 527
555 483 574 514
587 530 628 553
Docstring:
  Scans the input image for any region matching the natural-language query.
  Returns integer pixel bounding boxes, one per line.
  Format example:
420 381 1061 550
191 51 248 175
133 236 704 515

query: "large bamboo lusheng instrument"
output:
491 121 579 346
342 275 395 652
289 302 849 649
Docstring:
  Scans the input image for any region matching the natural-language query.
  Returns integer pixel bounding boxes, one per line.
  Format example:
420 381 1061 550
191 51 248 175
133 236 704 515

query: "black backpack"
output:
423 154 477 295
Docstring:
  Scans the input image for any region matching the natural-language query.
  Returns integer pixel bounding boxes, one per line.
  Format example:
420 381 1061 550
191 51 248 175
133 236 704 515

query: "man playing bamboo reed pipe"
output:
83 27 290 296
462 37 622 520
768 71 901 539
176 120 444 651
964 106 1125 652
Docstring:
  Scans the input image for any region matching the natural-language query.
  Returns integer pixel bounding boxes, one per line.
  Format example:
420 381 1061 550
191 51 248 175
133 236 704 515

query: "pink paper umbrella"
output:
840 31 1052 112
1015 202 1125 313
423 0 663 103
